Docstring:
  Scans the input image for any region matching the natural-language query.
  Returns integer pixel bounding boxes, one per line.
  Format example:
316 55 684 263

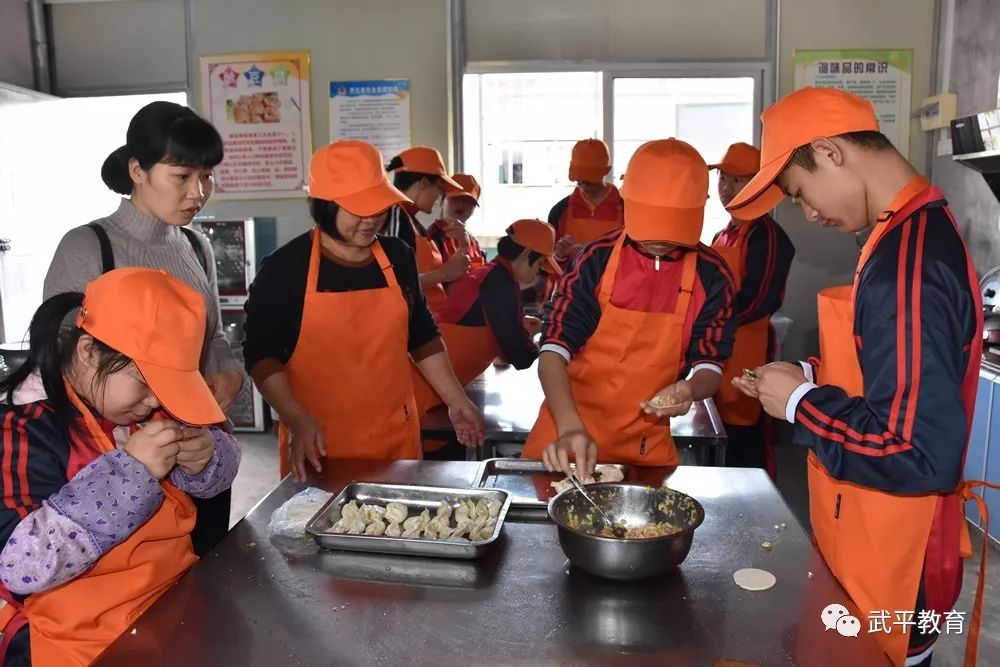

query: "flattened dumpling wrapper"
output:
733 568 776 591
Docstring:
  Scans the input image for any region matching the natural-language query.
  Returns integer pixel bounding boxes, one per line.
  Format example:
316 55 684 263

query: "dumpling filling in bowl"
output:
595 521 684 539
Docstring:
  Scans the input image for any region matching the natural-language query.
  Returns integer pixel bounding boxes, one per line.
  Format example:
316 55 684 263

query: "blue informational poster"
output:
329 79 411 160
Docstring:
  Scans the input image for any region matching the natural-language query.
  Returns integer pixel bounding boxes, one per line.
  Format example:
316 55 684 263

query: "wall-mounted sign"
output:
200 51 312 199
793 49 913 158
329 79 411 160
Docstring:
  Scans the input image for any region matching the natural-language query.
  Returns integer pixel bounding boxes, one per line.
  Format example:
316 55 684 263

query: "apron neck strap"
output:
675 250 699 316
876 175 930 224
597 235 628 300
63 378 115 454
597 236 699 312
371 240 398 288
307 229 399 291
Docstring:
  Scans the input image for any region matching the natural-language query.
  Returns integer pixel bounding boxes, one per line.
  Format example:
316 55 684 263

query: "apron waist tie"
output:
959 479 1000 667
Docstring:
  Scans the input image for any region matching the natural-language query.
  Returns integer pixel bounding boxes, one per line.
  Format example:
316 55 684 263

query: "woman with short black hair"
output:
243 140 484 481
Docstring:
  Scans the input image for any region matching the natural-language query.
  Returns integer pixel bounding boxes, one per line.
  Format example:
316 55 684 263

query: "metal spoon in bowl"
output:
569 474 627 538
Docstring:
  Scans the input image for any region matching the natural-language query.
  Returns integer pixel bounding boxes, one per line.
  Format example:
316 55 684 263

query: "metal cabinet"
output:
966 368 999 542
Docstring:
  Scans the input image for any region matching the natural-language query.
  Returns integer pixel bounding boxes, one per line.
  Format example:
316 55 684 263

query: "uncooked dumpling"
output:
472 517 497 541
345 517 367 535
456 499 477 522
385 522 402 538
402 515 424 532
401 524 422 538
475 499 490 520
427 515 450 535
360 504 386 524
423 523 441 540
341 501 361 521
364 519 387 536
418 509 431 528
436 501 453 522
450 518 473 539
486 500 501 519
384 502 408 525
595 464 624 483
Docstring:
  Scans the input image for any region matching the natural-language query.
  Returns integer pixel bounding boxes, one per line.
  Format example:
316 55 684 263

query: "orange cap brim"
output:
542 256 563 275
137 361 225 426
334 181 410 218
445 192 479 206
623 198 703 246
709 161 757 177
725 151 791 220
439 173 463 193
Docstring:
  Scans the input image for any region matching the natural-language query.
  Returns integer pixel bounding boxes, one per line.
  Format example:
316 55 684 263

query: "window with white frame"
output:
462 70 758 246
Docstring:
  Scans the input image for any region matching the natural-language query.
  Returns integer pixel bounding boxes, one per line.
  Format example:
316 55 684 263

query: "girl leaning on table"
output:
0 268 240 667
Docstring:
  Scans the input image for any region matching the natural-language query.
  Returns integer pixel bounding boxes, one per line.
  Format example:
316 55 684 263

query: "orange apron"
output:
0 386 198 666
402 208 448 310
410 322 499 415
807 177 989 667
277 231 421 475
561 193 625 246
712 219 770 426
545 190 625 300
523 236 697 467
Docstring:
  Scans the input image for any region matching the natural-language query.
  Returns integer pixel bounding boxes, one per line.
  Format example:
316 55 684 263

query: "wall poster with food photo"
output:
199 51 313 199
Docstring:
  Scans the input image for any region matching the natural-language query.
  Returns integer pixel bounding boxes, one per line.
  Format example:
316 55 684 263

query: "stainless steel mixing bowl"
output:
548 483 705 581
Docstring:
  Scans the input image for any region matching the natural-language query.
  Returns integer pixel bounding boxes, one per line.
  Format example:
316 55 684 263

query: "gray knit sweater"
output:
43 199 240 377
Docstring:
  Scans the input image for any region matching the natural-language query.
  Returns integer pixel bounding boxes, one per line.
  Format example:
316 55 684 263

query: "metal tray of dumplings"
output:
305 482 511 560
472 458 632 520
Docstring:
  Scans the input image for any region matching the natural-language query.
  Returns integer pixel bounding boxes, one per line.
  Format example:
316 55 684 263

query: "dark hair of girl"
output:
101 101 224 195
0 293 133 436
385 155 438 192
497 236 543 264
308 197 346 241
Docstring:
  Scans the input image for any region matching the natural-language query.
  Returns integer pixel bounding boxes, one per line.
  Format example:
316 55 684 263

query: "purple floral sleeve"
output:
169 428 241 499
1 450 163 595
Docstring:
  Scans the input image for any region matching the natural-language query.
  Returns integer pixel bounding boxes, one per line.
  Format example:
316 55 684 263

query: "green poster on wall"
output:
793 49 913 158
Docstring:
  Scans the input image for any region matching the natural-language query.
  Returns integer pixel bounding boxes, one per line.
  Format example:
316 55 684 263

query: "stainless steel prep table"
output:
95 460 887 666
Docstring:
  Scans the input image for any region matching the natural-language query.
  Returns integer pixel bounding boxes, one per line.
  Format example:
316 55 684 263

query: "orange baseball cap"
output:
727 87 880 220
309 140 411 217
393 146 462 192
75 268 224 426
506 219 563 275
709 142 761 177
619 139 708 245
445 173 481 205
569 139 612 183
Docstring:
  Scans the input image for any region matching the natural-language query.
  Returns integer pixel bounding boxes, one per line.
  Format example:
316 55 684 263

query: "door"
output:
0 90 187 344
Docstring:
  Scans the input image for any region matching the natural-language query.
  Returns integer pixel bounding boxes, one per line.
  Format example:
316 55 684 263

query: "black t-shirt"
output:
242 232 439 373
451 260 538 369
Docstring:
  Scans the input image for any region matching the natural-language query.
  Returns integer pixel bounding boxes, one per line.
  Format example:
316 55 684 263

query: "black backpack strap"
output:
87 222 115 274
181 227 209 277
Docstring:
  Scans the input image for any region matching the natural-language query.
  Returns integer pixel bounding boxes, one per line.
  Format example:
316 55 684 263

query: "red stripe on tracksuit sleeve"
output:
740 222 776 320
903 216 927 443
888 219 912 433
545 237 613 345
